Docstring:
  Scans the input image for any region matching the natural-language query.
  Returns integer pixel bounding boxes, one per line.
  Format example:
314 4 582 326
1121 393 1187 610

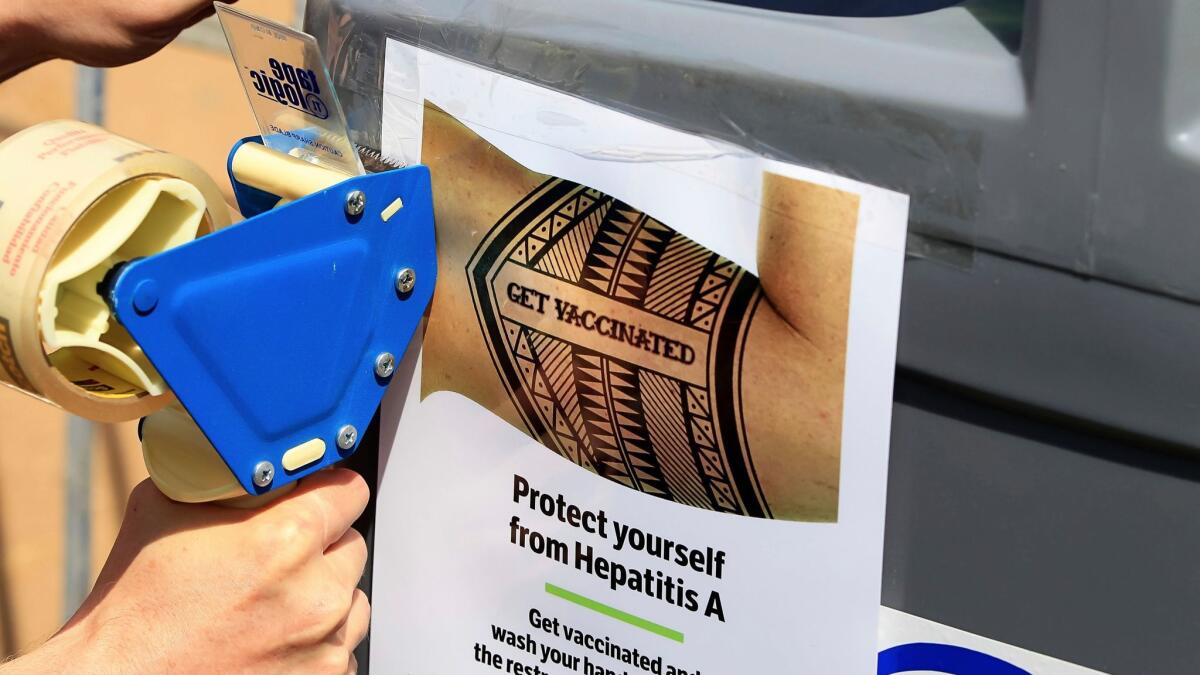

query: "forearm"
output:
0 2 50 83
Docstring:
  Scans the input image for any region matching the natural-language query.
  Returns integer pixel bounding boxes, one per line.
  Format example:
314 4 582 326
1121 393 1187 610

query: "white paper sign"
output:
373 40 909 673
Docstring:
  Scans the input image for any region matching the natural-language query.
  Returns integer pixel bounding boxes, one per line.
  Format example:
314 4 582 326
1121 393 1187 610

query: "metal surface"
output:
373 352 395 378
252 460 276 487
394 268 415 295
74 67 105 127
899 248 1200 451
337 424 358 450
62 416 92 621
294 0 309 29
885 373 1200 675
63 64 106 623
345 189 366 216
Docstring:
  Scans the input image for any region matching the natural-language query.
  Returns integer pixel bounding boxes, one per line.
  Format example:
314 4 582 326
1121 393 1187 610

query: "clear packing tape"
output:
0 120 232 422
311 0 990 266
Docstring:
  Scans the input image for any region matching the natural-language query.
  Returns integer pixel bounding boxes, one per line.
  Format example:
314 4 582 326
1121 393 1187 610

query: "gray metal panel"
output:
1091 0 1200 300
901 244 1200 450
885 374 1200 675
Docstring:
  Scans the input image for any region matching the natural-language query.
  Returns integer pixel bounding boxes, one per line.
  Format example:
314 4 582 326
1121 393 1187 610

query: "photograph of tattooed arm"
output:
419 104 858 523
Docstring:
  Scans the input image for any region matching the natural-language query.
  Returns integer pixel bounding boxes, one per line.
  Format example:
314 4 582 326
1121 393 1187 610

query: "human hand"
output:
3 468 370 674
27 0 238 68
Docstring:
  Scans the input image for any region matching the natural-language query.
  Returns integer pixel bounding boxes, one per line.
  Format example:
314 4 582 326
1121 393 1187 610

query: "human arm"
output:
1 468 370 674
0 0 237 81
0 6 47 83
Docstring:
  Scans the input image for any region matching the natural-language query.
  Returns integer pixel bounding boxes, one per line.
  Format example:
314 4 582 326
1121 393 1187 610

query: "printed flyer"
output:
371 41 909 673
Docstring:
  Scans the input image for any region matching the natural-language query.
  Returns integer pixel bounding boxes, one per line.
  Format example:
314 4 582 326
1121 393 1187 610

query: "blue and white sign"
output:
708 0 965 17
878 607 1107 675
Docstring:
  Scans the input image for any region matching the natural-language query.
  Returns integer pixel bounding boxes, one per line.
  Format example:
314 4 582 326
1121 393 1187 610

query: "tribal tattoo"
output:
466 178 775 518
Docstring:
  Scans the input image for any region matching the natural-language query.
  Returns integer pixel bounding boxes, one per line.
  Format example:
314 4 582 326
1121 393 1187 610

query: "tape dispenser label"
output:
216 3 363 177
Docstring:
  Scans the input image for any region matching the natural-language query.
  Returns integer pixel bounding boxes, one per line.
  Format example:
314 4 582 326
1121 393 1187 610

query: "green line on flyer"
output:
544 582 685 643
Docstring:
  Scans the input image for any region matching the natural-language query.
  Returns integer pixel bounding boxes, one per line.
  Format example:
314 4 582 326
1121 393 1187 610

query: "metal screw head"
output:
374 352 396 378
395 268 416 294
252 461 275 488
336 424 358 450
344 190 366 217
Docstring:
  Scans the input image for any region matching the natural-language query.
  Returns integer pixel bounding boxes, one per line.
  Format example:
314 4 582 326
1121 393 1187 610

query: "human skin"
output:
0 469 370 674
420 105 858 522
0 0 237 81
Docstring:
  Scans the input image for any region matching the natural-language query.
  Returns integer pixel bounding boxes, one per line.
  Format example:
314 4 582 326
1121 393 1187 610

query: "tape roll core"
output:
0 120 231 422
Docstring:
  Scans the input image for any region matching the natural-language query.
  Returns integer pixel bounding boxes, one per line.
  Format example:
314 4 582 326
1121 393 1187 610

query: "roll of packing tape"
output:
0 120 232 422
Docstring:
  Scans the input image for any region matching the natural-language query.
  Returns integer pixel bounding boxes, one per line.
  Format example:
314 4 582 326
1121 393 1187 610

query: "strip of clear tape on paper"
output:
308 0 994 269
309 4 920 267
377 44 906 278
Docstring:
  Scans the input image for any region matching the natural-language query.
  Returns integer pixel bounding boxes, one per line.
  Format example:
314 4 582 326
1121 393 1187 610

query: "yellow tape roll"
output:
0 120 231 422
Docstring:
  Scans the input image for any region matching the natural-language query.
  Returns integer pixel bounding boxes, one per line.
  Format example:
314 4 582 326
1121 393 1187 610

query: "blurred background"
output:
0 0 298 659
